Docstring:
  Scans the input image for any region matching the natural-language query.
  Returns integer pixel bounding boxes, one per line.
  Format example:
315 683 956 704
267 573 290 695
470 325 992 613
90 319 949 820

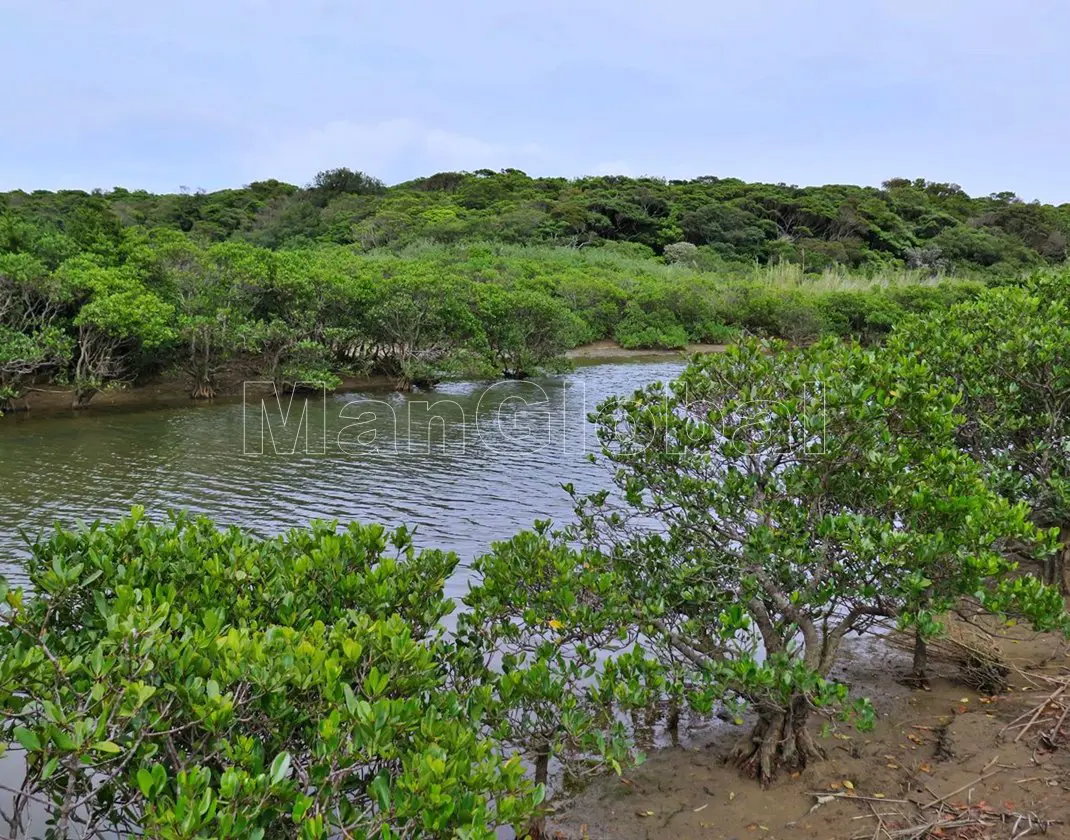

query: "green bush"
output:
888 269 1070 590
572 337 1067 783
0 223 999 400
814 291 904 340
613 308 689 349
0 512 646 838
883 280 983 314
714 286 828 341
692 322 741 344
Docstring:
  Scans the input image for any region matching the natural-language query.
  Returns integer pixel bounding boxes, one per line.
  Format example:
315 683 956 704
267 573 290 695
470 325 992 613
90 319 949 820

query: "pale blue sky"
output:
1 0 1067 201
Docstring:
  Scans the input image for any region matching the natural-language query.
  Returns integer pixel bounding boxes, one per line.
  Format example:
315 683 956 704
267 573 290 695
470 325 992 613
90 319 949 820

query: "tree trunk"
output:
731 696 824 786
908 628 930 688
667 700 681 747
525 745 551 840
1058 527 1070 596
186 348 216 399
72 386 97 409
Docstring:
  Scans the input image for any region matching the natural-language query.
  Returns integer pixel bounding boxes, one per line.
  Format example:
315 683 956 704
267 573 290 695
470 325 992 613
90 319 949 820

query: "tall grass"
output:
375 240 967 292
752 262 950 291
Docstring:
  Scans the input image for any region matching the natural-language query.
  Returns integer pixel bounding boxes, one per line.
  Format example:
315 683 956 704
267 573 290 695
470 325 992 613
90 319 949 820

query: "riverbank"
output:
566 340 728 361
1 371 397 417
2 344 724 419
551 627 1070 839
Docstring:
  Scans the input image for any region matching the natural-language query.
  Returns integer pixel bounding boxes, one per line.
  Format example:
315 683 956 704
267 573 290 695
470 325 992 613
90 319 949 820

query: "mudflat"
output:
553 628 1070 840
566 341 728 361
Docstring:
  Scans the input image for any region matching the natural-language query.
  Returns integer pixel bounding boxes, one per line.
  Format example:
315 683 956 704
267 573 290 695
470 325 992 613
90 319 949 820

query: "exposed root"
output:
933 723 955 762
899 673 931 691
72 389 97 409
961 650 1009 695
190 380 216 400
730 702 824 786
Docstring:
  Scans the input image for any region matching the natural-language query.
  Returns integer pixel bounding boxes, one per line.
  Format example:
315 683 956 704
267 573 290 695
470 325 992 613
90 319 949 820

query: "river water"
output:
0 360 684 592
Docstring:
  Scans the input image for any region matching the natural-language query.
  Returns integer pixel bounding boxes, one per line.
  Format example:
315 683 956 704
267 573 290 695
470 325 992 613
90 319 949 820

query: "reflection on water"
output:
0 361 684 594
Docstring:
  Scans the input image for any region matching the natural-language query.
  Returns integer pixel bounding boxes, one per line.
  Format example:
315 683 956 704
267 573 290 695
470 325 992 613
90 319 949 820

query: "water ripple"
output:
0 361 684 591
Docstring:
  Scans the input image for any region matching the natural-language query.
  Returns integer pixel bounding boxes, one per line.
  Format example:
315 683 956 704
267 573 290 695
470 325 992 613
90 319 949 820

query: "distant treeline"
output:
5 168 1067 271
0 168 1059 409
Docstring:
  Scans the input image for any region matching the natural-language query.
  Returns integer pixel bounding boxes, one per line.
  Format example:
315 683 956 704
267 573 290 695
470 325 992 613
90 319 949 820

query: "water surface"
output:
0 361 684 592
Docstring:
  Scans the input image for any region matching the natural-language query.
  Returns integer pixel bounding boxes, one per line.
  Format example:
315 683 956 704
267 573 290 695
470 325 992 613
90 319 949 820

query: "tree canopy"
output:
3 172 1067 273
0 167 1066 410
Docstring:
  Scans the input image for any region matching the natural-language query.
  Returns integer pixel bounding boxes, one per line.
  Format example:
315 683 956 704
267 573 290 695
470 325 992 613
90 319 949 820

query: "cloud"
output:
245 119 546 185
423 129 506 169
247 119 418 185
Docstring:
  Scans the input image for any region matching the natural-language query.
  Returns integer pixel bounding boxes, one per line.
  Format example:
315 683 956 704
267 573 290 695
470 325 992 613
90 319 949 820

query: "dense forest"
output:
7 169 1068 269
1 167 1065 409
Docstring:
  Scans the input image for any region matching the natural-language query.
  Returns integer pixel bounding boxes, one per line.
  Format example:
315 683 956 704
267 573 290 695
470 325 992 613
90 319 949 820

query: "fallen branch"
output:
1000 682 1068 742
808 791 910 804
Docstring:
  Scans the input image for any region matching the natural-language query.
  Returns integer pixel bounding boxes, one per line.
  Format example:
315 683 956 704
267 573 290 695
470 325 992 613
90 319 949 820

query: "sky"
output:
1 0 1068 201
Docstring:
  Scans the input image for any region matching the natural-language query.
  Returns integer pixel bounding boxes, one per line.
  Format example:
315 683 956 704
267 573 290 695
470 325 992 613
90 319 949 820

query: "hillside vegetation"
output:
1 168 1062 407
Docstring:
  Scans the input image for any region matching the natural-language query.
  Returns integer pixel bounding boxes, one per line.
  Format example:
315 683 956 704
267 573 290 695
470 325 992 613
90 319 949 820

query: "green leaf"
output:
13 727 40 752
219 768 239 799
93 740 123 754
269 751 292 786
342 683 358 715
39 758 58 780
51 730 77 751
369 773 391 811
292 793 313 821
137 768 154 798
151 763 167 795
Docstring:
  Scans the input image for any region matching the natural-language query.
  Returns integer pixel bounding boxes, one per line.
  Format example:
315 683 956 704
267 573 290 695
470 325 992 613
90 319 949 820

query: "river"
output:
0 359 685 591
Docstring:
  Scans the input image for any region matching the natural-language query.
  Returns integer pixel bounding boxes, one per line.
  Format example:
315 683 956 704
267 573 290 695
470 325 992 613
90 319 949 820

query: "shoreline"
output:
0 372 397 419
566 339 727 361
2 343 727 420
552 625 1070 839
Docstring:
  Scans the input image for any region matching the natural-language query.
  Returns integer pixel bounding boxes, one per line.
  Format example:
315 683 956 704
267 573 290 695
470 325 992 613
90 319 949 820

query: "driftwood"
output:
1000 680 1070 744
823 752 1065 840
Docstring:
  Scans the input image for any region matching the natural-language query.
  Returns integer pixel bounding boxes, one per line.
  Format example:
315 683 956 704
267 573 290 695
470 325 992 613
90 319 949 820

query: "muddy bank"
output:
567 340 728 362
0 371 398 418
2 346 723 418
550 628 1070 840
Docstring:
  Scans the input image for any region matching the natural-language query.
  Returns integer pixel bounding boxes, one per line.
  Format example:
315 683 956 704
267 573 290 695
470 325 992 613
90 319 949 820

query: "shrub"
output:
459 524 661 834
814 291 904 341
663 242 699 266
888 270 1070 591
475 286 585 378
692 322 741 344
613 308 689 350
571 338 1066 783
0 512 635 839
